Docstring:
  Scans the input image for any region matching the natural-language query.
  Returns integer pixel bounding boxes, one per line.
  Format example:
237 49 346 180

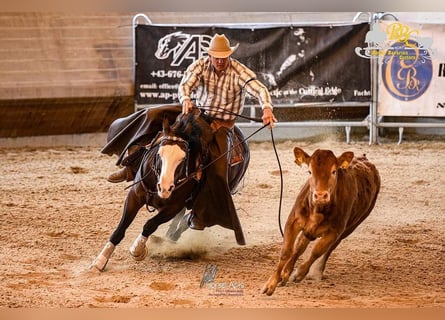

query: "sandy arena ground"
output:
0 134 444 308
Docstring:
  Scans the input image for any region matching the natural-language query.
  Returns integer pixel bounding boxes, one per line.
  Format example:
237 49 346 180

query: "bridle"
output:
155 135 191 186
125 106 285 237
126 133 192 194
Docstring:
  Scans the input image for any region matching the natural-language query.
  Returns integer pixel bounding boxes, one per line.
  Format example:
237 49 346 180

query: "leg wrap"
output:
91 241 115 272
129 234 148 261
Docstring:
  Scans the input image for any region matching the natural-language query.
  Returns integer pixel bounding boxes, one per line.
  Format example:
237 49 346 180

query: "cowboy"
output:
104 33 276 243
178 34 277 232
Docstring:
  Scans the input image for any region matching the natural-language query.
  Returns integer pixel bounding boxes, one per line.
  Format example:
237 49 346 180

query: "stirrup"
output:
230 154 244 167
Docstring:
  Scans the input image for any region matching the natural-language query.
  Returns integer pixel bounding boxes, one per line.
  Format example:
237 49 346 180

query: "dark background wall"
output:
0 12 135 138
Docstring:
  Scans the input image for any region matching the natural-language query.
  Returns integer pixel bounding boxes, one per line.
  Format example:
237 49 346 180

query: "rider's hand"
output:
182 99 193 114
262 108 277 129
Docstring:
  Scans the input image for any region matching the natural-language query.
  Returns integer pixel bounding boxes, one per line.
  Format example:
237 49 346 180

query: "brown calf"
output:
261 147 380 296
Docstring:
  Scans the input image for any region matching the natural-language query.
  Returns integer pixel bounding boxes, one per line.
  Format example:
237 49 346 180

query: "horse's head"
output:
156 110 213 199
155 32 188 60
156 117 188 199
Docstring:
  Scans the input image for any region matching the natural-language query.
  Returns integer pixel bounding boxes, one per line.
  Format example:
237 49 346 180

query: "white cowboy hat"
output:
206 34 239 58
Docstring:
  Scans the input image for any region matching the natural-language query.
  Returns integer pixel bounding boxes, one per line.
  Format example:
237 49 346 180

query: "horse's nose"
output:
157 183 175 199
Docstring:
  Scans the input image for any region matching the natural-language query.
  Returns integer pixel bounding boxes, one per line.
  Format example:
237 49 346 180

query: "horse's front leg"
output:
129 233 149 261
129 204 184 261
91 187 145 271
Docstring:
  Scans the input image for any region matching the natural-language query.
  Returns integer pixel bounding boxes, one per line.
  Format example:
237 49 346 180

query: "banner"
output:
374 21 445 117
135 23 371 106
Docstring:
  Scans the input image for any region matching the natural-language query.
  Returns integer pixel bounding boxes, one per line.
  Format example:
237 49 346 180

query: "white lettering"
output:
354 89 371 96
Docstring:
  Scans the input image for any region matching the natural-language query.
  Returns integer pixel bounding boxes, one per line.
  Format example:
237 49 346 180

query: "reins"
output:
123 134 162 191
123 106 285 238
172 120 270 191
199 105 262 123
199 106 284 237
198 122 268 172
270 128 284 237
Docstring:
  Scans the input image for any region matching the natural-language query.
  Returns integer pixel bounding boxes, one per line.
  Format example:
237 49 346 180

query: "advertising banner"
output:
135 23 371 106
371 21 445 117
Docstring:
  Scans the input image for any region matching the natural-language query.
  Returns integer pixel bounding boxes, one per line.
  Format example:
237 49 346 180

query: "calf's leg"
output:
280 231 310 284
306 237 342 280
290 231 338 283
261 217 301 296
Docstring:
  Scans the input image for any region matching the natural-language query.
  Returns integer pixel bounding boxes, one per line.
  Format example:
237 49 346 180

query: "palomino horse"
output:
91 109 250 271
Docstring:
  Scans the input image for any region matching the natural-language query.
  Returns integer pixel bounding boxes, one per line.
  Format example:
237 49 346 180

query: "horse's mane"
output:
170 111 214 159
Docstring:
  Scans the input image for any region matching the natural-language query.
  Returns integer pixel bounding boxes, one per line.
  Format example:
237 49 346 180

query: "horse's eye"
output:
332 170 337 176
307 170 312 175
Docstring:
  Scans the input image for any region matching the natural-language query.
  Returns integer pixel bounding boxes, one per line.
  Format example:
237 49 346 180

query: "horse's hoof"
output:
130 246 148 261
91 241 115 271
129 234 148 261
90 254 108 272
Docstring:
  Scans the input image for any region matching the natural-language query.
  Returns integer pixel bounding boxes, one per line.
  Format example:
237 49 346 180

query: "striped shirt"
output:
178 57 273 121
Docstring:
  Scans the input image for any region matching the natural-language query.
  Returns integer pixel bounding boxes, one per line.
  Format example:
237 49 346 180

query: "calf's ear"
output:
294 147 310 167
337 151 354 169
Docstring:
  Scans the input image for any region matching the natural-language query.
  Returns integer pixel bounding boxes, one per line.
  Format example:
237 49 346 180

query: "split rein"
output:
201 107 285 237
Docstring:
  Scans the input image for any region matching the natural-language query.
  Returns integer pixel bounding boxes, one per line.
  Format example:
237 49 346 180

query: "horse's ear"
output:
199 120 214 145
191 107 201 118
180 107 200 123
162 116 170 135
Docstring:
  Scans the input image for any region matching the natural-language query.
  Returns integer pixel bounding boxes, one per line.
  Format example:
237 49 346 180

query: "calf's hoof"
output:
260 282 277 296
289 272 306 283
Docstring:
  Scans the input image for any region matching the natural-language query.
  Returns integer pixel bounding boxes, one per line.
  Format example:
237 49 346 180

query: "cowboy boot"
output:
107 166 133 183
188 211 205 230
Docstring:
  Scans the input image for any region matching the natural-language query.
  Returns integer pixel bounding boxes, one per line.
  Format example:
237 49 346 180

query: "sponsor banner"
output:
135 23 370 106
374 21 445 117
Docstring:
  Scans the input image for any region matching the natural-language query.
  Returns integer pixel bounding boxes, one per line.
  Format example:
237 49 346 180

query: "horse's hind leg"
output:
91 188 144 271
165 207 190 242
169 210 191 242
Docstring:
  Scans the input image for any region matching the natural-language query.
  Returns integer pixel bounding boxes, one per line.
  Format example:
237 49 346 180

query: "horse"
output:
91 109 250 271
